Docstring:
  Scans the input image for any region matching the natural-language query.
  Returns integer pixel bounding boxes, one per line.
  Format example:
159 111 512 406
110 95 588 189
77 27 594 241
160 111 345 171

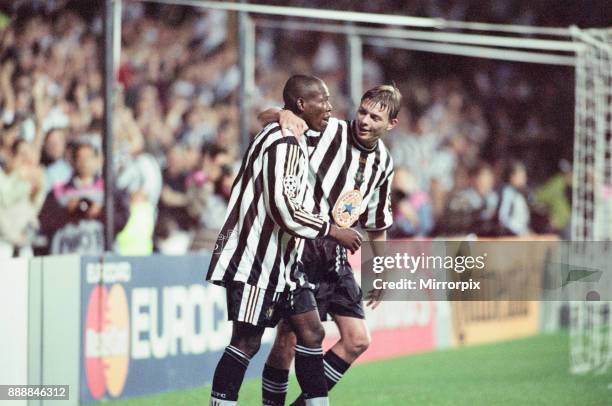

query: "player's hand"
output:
366 288 384 309
328 225 362 254
278 110 308 139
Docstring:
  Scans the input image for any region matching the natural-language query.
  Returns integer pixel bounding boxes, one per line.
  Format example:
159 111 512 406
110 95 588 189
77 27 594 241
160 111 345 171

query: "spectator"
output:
0 60 16 129
389 167 434 238
0 139 45 257
444 163 499 236
41 127 72 193
116 189 156 255
155 141 233 254
186 142 232 231
0 119 20 168
534 160 572 238
499 160 531 236
390 114 440 191
114 85 163 204
155 144 191 252
38 141 128 254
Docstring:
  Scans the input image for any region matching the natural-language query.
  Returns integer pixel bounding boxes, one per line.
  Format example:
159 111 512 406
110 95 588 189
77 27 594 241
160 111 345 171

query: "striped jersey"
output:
303 117 394 231
206 123 330 292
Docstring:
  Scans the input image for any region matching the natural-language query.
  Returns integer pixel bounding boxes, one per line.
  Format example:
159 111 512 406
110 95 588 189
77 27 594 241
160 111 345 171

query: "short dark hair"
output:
361 84 402 120
468 162 493 179
282 75 324 113
71 141 97 159
201 142 228 159
503 159 526 182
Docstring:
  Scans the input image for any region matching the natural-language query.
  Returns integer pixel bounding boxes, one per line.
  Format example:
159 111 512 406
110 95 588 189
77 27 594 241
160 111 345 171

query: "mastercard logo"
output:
84 284 130 400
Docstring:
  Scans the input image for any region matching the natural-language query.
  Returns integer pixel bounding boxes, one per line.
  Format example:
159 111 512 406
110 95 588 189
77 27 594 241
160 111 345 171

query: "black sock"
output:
262 364 289 405
294 344 328 400
290 350 351 406
210 345 251 404
322 350 350 391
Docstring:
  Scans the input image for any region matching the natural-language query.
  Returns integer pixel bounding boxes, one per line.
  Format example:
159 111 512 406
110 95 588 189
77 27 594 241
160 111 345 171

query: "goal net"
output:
570 27 612 375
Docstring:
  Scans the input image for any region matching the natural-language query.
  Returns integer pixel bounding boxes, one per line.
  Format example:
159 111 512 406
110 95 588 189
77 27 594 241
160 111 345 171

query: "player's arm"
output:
262 138 362 252
257 108 308 138
360 169 394 309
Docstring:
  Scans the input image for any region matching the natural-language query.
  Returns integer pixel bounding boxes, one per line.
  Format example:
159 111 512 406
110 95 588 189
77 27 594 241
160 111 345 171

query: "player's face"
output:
355 100 398 148
301 83 332 132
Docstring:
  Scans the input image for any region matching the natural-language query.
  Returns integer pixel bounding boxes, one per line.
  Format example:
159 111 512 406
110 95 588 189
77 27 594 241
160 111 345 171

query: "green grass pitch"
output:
109 331 612 405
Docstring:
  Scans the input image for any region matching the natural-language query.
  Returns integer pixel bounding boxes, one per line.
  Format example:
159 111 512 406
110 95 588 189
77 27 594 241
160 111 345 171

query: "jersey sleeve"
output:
359 169 394 231
263 138 330 239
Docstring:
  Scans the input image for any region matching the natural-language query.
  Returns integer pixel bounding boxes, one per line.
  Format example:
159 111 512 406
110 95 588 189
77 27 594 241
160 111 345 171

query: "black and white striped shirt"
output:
303 117 394 231
206 123 330 292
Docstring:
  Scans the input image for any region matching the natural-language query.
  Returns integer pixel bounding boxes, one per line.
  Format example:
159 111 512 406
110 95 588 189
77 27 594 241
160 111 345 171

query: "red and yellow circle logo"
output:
84 284 130 400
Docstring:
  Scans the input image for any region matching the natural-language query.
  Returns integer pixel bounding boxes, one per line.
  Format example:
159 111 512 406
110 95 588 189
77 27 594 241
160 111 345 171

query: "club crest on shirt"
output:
332 189 363 228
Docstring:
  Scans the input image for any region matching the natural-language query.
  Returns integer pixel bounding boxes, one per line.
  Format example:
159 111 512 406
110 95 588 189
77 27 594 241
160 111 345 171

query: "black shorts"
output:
225 282 318 328
302 238 365 321
282 284 318 317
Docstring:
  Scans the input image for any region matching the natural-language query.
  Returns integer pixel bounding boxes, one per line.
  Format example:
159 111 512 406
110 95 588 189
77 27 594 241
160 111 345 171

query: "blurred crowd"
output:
0 0 591 258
